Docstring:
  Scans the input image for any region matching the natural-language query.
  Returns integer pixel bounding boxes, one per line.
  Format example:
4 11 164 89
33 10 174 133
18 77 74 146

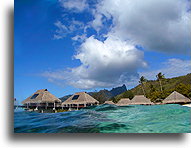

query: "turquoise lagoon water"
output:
14 104 191 133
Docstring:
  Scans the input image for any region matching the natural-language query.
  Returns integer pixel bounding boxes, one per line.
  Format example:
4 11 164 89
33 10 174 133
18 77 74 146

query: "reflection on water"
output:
14 104 191 133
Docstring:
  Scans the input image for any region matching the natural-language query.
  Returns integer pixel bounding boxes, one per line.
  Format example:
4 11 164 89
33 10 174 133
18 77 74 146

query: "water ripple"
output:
14 104 191 133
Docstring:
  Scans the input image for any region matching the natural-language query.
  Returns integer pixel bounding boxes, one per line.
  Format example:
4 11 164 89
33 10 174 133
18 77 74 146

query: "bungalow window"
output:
30 94 39 99
72 95 79 100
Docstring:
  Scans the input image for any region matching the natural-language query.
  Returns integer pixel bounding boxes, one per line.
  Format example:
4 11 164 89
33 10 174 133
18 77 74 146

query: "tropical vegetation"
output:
60 73 191 104
112 73 191 103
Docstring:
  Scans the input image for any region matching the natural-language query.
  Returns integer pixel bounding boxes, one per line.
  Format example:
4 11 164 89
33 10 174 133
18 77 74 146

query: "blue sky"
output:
15 0 191 103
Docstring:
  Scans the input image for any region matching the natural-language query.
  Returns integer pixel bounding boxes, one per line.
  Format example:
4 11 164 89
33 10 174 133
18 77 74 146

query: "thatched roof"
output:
163 91 191 104
116 98 131 106
104 101 115 105
131 95 153 105
22 89 61 104
62 92 99 105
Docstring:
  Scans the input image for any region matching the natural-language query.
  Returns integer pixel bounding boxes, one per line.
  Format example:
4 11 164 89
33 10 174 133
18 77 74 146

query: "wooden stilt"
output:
34 103 38 111
53 102 55 110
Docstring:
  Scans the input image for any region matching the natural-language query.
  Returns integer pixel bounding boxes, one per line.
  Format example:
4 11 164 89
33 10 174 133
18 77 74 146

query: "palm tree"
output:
139 76 147 96
149 84 156 93
156 72 165 92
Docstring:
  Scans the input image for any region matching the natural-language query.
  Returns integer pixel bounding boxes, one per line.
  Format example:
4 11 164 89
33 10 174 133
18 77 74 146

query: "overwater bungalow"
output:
116 98 131 106
163 91 191 104
62 92 99 110
22 89 62 111
131 95 153 105
104 101 115 105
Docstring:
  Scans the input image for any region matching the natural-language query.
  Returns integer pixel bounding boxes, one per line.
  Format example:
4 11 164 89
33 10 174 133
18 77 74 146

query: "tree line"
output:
139 72 191 102
111 73 191 103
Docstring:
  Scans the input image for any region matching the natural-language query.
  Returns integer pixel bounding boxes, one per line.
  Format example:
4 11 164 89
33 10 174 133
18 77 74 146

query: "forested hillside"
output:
112 73 191 103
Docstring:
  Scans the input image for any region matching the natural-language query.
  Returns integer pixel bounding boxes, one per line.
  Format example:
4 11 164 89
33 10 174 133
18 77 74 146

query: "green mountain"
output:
59 95 72 102
89 84 127 104
59 84 127 104
112 73 191 103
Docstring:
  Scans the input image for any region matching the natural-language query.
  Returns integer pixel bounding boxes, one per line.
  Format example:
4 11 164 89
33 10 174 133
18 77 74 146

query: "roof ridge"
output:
41 91 45 102
84 92 88 103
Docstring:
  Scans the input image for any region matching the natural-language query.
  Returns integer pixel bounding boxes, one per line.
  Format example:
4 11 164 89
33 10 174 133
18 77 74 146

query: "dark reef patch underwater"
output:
14 104 191 133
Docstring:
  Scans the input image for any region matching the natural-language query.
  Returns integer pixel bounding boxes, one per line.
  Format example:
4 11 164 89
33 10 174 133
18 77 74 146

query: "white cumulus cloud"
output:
93 0 191 54
42 36 147 89
48 0 190 89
